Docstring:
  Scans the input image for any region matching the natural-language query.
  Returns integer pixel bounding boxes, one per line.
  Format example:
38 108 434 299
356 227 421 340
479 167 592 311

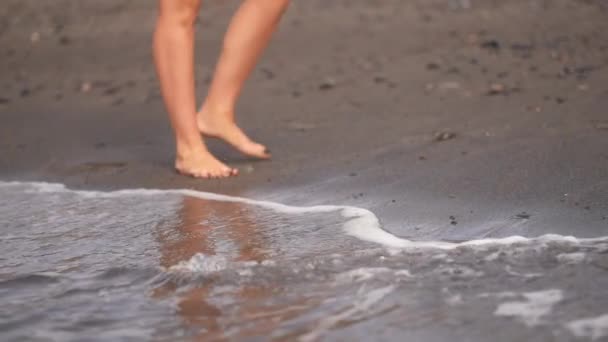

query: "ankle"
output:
200 101 235 118
175 140 208 160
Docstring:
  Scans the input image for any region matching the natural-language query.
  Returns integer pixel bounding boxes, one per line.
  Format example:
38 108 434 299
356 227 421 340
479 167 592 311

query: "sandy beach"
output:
1 1 608 340
2 0 607 239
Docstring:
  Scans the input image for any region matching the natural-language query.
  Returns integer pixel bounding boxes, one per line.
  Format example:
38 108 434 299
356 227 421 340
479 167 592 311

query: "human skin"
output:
154 0 289 178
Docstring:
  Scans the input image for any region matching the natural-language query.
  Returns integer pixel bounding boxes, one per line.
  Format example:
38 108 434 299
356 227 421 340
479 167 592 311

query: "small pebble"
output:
434 131 456 142
30 32 40 43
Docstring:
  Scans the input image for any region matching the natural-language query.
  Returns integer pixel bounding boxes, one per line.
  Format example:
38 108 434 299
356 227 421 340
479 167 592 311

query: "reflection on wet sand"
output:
152 195 319 341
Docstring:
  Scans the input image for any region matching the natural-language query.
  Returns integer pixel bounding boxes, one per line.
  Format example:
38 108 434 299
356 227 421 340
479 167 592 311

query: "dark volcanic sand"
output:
1 1 608 341
2 0 607 240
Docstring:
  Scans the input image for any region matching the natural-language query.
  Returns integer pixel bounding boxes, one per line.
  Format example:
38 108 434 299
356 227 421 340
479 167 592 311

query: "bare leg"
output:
154 0 237 178
198 0 290 159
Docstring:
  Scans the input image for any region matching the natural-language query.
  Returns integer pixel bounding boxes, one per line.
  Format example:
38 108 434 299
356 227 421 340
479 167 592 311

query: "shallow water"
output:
1 182 607 342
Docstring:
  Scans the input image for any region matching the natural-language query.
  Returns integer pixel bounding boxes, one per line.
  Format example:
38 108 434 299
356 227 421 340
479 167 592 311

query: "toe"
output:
215 169 227 178
257 145 271 158
221 166 233 177
224 167 235 177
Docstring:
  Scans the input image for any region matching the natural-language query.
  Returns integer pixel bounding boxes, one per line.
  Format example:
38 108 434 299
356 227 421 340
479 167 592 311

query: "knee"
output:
158 0 201 28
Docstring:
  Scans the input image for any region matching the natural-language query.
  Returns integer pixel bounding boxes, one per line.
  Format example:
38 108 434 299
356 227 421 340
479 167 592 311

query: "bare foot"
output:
197 110 271 160
175 148 238 179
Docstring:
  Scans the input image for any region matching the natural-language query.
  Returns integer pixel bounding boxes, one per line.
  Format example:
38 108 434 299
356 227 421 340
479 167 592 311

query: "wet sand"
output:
1 0 608 241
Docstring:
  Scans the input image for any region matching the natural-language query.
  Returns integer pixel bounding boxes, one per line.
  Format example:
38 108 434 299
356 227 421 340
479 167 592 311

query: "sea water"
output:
1 182 607 341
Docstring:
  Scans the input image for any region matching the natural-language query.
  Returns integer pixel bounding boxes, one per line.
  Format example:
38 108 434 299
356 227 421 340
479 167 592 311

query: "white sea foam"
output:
494 289 563 327
504 265 543 278
168 254 229 274
566 314 608 341
394 269 414 277
556 252 586 264
334 267 392 284
478 292 518 299
3 181 608 252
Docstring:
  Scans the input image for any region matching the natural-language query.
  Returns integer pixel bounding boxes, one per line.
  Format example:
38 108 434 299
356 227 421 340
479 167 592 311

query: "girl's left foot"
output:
197 109 271 160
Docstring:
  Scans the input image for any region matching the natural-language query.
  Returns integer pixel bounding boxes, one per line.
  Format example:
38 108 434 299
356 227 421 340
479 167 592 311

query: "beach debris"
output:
510 43 534 58
593 121 608 130
20 88 31 97
421 13 433 22
486 83 506 95
555 97 566 104
349 172 358 177
573 65 596 80
372 76 396 88
418 156 427 161
373 75 386 83
516 212 531 220
558 66 572 78
80 82 92 93
260 67 275 80
0 97 9 105
426 62 440 71
58 36 71 46
287 121 316 132
319 78 336 91
549 50 563 61
450 216 458 225
103 85 121 96
497 71 509 79
433 131 457 142
30 32 40 43
437 81 461 90
526 105 542 113
480 39 500 52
